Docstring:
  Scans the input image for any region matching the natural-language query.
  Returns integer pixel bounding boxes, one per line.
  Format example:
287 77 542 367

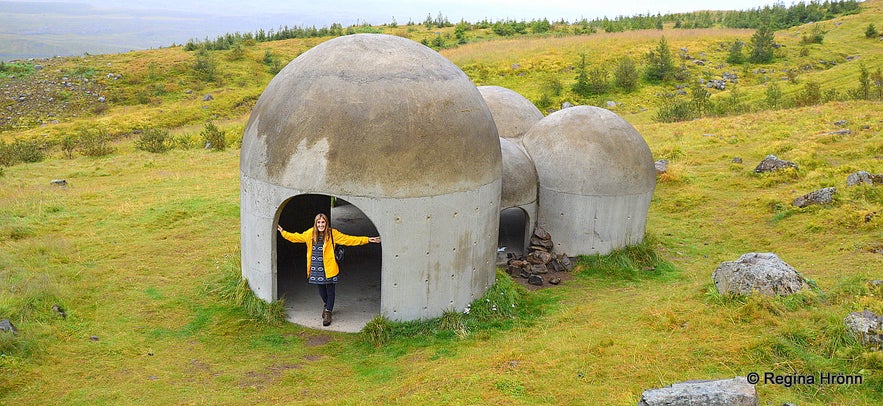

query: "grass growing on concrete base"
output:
209 253 286 325
359 270 553 348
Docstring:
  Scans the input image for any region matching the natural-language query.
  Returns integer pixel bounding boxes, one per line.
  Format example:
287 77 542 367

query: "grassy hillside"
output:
1 1 882 404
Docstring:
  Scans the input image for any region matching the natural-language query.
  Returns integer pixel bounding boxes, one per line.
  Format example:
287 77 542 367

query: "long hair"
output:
311 213 330 246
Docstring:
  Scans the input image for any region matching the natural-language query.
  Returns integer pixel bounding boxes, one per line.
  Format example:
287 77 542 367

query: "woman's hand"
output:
368 236 381 243
277 225 284 233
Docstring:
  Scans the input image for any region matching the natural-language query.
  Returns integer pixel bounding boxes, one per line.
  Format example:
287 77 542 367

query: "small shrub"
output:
801 24 826 45
200 121 227 151
135 128 172 153
0 138 44 166
60 135 77 159
613 56 639 92
726 41 745 64
794 81 822 107
655 94 694 123
77 127 115 157
865 23 878 39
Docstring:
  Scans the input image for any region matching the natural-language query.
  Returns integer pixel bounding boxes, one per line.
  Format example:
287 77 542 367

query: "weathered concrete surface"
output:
500 137 538 209
241 34 502 325
241 34 500 198
522 106 656 255
478 85 543 144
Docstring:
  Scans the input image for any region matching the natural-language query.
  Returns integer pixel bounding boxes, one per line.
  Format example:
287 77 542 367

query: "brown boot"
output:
322 309 332 326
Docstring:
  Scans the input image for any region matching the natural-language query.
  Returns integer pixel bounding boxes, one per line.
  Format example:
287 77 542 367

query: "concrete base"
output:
282 204 381 333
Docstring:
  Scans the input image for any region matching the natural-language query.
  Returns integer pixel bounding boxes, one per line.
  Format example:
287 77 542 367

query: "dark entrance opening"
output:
276 194 381 331
497 207 529 263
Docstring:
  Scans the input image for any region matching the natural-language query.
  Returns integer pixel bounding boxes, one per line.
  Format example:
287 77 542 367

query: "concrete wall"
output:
241 175 500 321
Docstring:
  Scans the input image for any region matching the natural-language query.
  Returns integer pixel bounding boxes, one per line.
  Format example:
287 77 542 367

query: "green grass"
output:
1 2 882 405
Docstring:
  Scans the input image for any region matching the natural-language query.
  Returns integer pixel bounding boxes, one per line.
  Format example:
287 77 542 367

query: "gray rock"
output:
527 274 544 286
0 319 17 334
638 377 758 406
561 101 573 109
754 155 797 173
732 157 743 164
655 159 668 175
50 179 67 186
606 101 617 108
713 253 807 296
792 187 835 208
844 310 882 348
847 171 883 186
202 94 214 101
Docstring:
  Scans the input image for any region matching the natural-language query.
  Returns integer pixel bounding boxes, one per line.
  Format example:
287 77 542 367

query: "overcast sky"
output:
21 0 788 26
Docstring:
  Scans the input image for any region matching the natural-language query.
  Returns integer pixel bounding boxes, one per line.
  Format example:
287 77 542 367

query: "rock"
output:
792 187 835 208
527 250 553 265
529 236 554 250
559 255 574 272
638 377 758 406
712 253 807 296
549 276 561 285
561 101 573 109
533 227 550 241
527 274 544 286
50 179 67 186
655 159 668 175
732 157 743 164
843 310 882 349
827 129 852 135
0 319 18 335
754 155 797 173
530 264 548 274
90 335 99 341
606 101 617 108
52 303 67 318
847 171 883 186
202 94 214 101
834 120 848 127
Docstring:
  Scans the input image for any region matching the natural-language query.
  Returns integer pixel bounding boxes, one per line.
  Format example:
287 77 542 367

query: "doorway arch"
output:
497 206 530 262
275 194 382 332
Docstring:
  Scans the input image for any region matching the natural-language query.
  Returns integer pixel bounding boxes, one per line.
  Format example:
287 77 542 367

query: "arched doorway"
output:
276 194 382 331
497 207 529 263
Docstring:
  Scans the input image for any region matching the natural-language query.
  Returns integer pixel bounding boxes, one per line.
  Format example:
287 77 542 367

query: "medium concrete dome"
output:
242 34 501 198
478 86 543 142
500 137 537 209
522 106 656 255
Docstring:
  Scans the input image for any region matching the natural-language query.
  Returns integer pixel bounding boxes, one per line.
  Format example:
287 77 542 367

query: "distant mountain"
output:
0 1 351 61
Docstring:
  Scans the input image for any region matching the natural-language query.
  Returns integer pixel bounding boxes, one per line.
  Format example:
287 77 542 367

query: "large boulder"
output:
712 253 808 296
638 377 758 406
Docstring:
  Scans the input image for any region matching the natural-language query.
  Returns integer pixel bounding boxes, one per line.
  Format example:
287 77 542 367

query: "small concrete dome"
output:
522 106 656 255
478 86 543 142
499 137 537 209
242 34 500 198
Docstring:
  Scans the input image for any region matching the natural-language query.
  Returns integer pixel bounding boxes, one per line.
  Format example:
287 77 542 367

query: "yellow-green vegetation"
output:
1 1 882 404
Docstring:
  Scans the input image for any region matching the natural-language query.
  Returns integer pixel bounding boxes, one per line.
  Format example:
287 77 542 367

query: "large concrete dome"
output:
242 34 501 198
240 34 502 326
522 106 656 255
478 85 543 142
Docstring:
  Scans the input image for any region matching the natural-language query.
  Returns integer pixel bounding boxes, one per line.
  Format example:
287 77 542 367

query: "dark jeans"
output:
317 283 336 311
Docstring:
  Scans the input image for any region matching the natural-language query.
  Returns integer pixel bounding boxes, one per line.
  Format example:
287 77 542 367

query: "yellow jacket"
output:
279 227 369 278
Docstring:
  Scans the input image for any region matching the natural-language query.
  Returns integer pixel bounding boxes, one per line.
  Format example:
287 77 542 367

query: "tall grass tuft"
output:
210 253 286 325
576 236 677 281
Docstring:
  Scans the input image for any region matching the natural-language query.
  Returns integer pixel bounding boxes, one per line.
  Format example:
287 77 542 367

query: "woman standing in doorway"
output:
277 213 381 326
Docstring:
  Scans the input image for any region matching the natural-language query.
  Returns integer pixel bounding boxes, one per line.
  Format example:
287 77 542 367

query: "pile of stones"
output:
504 227 574 287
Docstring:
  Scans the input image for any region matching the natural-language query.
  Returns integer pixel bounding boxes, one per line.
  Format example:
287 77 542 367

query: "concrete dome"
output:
240 34 502 325
478 86 543 141
242 34 501 198
522 106 656 255
522 106 655 195
499 137 537 208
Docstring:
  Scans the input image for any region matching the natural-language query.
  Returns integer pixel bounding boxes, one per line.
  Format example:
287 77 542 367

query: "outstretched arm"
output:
277 225 310 243
331 229 380 246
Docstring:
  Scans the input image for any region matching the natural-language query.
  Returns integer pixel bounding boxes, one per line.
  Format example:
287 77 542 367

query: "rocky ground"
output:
1 57 112 133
